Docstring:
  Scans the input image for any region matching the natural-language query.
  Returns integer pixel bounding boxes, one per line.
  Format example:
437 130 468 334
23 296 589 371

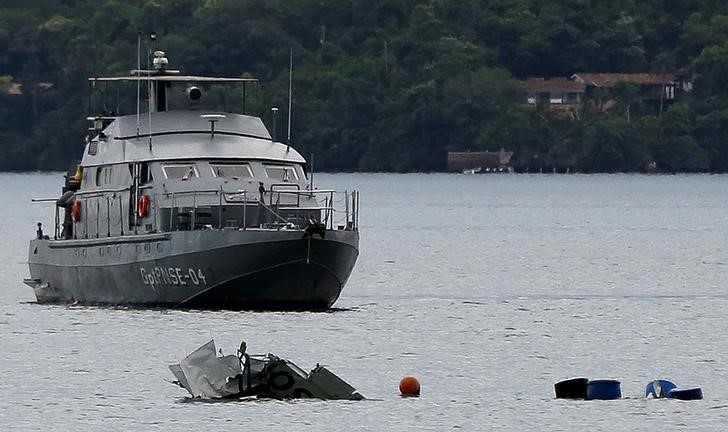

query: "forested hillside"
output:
2 0 728 172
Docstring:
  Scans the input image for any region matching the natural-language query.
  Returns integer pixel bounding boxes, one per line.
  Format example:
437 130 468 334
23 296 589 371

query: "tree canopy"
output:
2 0 728 172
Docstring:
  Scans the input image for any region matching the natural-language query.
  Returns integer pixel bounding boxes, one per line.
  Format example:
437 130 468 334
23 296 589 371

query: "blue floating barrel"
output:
586 379 622 400
555 377 589 399
667 387 703 400
645 380 677 398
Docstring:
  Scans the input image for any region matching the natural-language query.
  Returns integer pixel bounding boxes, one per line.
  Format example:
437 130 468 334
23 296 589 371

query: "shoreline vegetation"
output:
2 1 728 173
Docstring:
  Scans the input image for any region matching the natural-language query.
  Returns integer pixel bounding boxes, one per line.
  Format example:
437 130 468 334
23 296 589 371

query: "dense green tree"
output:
651 102 706 173
2 0 728 172
690 42 728 170
585 118 651 172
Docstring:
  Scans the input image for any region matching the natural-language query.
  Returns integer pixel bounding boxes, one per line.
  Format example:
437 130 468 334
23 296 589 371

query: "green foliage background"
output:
2 0 728 172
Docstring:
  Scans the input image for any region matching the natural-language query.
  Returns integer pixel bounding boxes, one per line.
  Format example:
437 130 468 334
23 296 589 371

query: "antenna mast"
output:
310 153 315 191
136 32 141 138
147 32 155 152
287 48 293 151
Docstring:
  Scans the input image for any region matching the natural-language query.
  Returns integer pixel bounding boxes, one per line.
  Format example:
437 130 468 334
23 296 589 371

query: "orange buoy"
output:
399 376 420 396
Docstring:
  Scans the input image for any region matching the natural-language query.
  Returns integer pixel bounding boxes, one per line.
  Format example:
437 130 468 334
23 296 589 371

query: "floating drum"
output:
667 387 703 400
645 380 677 398
555 377 589 399
586 379 622 400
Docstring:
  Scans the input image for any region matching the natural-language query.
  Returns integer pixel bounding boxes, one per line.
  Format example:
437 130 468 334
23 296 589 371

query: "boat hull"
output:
27 229 359 310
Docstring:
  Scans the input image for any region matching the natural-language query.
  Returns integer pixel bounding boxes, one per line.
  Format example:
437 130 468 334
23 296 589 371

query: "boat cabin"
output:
52 51 357 240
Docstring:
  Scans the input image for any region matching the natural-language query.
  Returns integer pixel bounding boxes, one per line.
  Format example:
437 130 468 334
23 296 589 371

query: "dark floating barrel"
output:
667 387 703 400
555 377 589 399
645 379 677 398
586 379 622 400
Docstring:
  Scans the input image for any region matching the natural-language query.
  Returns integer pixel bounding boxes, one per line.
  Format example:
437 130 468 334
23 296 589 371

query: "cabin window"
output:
264 164 298 182
95 166 112 186
210 163 253 179
140 162 153 184
163 164 199 180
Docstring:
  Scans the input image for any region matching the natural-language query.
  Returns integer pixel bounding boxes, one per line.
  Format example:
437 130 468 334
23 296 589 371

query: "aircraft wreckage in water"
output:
169 339 364 400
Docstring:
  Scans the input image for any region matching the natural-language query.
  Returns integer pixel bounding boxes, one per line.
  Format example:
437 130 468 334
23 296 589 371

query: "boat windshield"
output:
211 163 253 180
264 164 298 182
163 164 199 180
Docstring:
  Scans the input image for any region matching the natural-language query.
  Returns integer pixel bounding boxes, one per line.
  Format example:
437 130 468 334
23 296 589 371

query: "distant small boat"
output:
462 167 482 174
462 166 513 174
484 167 509 173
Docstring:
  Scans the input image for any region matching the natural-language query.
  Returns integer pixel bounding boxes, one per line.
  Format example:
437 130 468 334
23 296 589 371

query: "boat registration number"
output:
140 267 208 287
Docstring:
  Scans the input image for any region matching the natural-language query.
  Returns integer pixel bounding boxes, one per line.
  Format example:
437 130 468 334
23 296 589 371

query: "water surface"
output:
2 173 727 431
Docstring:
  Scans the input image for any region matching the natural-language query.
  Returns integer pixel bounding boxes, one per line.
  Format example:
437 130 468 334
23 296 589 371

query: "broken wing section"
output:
263 355 364 400
168 339 364 400
169 340 243 399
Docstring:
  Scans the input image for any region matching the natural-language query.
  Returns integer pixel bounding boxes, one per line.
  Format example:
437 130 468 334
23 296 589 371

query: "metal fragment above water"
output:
169 339 364 400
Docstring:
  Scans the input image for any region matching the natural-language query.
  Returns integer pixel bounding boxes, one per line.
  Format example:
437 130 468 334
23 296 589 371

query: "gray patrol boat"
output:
25 51 359 310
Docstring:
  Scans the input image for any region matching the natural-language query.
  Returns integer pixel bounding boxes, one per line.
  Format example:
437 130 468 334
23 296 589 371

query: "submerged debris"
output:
169 340 364 400
645 379 703 400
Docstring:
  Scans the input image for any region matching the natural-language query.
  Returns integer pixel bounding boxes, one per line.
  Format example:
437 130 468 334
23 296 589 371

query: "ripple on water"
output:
4 173 728 430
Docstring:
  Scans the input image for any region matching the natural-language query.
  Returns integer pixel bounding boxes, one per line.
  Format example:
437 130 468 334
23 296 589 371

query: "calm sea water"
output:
2 172 728 431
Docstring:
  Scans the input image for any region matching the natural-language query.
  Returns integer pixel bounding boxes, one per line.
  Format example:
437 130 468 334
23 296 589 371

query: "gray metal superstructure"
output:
25 51 359 310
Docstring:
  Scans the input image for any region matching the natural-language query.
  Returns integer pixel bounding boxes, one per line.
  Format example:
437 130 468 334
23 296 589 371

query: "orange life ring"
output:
138 195 150 218
71 200 81 222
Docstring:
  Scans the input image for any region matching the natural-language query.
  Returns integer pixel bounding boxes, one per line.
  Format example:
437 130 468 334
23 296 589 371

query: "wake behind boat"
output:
24 49 359 310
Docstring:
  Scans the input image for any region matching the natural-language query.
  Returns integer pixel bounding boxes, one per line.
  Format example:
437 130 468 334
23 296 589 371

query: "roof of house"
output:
571 73 676 87
522 77 586 93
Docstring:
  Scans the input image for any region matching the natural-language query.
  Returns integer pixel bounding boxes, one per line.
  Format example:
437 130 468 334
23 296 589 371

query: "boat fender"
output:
138 195 150 218
71 200 82 222
267 370 295 391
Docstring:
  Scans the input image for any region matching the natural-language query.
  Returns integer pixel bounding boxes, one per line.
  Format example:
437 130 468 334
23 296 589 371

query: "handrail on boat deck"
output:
156 188 357 232
35 186 359 240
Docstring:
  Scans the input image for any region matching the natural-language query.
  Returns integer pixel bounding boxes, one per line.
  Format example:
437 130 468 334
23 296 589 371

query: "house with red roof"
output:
522 77 586 107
